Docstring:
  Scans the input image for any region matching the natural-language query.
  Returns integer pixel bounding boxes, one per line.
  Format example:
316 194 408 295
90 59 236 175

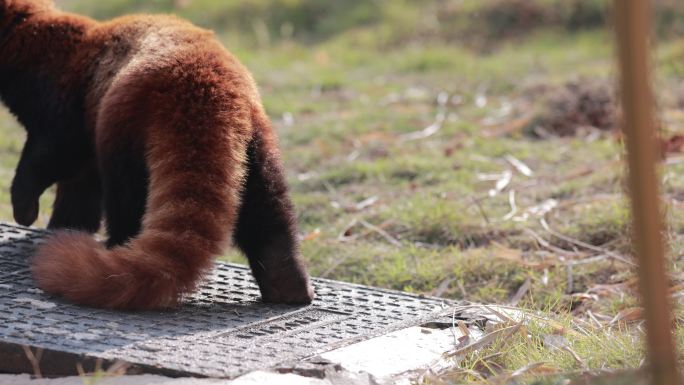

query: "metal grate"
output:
0 223 463 378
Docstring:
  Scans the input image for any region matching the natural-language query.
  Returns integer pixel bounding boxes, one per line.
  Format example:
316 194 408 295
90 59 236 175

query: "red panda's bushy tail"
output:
31 83 254 309
31 231 187 309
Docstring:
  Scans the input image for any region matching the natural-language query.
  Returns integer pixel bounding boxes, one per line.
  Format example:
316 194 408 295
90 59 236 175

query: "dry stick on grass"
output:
526 225 613 298
464 353 506 381
451 308 465 350
482 305 517 324
539 218 635 266
488 170 513 197
358 219 402 247
350 196 379 212
322 180 355 212
337 218 359 242
76 360 94 383
471 196 491 224
566 264 574 294
337 219 396 243
433 277 455 297
401 92 449 142
21 345 43 379
569 319 594 338
507 362 554 381
477 351 505 364
528 227 620 269
502 190 518 221
445 323 523 358
548 159 621 185
452 304 584 338
508 278 531 306
567 254 608 266
458 320 471 337
561 346 589 370
586 310 605 328
450 160 615 216
320 255 346 279
76 359 130 384
104 360 130 376
483 110 536 138
326 219 399 277
504 155 534 177
553 192 622 211
400 111 446 141
457 280 468 298
524 228 581 258
435 368 488 383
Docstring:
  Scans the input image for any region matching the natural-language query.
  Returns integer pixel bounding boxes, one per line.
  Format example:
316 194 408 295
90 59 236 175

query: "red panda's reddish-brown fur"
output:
0 0 313 309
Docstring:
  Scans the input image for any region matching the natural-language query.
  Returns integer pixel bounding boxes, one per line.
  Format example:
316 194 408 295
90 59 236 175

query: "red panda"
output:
0 0 314 309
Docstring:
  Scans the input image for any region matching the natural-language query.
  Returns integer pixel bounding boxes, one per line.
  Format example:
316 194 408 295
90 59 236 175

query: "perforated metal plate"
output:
0 223 463 378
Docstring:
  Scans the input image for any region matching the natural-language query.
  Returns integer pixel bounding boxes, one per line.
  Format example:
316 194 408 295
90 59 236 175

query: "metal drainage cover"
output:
0 223 461 378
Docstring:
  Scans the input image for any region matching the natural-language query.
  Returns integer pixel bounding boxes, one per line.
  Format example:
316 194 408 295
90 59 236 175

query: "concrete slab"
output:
321 326 457 381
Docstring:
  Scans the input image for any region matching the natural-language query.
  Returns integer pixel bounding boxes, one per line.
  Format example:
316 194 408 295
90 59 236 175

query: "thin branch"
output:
22 346 42 379
358 219 402 247
540 218 635 266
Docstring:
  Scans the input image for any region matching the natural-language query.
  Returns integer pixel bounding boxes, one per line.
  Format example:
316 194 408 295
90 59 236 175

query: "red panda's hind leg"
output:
100 148 149 248
234 124 314 305
48 162 103 233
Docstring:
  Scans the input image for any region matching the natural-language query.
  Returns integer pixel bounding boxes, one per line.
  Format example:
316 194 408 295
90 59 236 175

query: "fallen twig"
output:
540 218 635 266
358 219 402 247
451 304 584 338
471 197 491 224
445 323 522 358
337 219 359 242
504 155 534 177
22 346 43 379
433 277 454 297
401 112 446 141
508 278 531 306
502 190 518 221
524 228 579 257
489 170 512 197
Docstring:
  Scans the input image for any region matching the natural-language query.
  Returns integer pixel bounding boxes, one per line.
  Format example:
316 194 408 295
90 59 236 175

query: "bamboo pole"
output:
612 1 680 384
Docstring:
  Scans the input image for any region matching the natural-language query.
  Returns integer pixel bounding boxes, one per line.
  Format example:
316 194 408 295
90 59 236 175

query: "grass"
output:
430 312 647 384
3 0 684 383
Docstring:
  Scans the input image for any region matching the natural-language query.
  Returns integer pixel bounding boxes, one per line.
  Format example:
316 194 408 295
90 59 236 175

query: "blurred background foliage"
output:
58 0 684 49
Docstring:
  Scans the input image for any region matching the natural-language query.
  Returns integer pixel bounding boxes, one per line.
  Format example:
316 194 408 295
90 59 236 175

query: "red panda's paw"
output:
259 278 315 305
13 200 38 227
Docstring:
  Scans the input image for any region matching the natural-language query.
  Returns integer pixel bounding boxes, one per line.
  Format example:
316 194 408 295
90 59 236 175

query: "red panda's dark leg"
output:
234 130 314 304
99 150 149 248
11 137 54 226
12 132 93 227
48 162 102 233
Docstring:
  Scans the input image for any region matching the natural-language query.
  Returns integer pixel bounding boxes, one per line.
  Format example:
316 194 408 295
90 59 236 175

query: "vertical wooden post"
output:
613 1 681 384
